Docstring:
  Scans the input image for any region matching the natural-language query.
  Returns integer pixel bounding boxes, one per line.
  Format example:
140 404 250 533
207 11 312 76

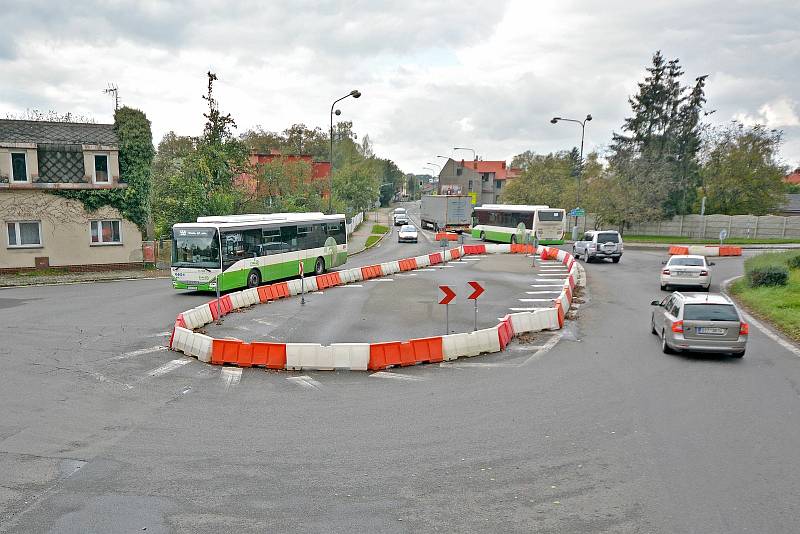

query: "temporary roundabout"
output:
169 244 586 371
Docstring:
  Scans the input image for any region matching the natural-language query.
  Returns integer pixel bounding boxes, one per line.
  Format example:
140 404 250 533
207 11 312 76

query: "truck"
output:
420 195 473 233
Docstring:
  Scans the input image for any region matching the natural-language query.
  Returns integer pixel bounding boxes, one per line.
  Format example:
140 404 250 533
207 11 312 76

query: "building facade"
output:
235 151 332 199
0 120 142 272
436 158 520 205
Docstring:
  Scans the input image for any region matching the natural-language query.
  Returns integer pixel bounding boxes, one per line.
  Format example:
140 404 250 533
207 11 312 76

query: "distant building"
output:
780 194 800 216
235 151 332 198
436 158 520 205
784 168 800 185
0 119 143 273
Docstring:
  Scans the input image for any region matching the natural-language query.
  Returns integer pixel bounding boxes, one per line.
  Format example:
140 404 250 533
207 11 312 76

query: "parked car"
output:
398 225 418 243
661 254 714 291
393 208 408 226
650 292 748 357
573 230 623 263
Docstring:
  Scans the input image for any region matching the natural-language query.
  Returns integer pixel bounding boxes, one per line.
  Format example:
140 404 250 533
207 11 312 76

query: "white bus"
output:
171 212 347 292
470 204 566 244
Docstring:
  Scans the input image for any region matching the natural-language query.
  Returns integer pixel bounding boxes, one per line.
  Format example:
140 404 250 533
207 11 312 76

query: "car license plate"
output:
697 327 725 335
187 286 197 290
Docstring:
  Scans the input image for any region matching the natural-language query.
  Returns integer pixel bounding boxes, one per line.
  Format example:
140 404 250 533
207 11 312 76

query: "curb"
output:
169 244 583 371
347 226 391 257
0 274 170 290
721 276 800 357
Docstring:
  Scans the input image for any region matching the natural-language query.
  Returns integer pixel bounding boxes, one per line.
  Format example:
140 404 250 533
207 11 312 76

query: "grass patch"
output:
372 224 389 235
16 268 70 277
365 235 382 248
624 234 800 245
730 271 800 342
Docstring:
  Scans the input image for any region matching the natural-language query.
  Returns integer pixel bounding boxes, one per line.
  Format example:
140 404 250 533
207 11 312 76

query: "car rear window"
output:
683 304 739 321
597 232 620 243
400 225 415 231
669 257 705 266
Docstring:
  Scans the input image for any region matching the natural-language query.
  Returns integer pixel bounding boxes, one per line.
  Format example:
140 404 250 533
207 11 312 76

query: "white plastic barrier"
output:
287 279 303 296
557 290 570 314
242 288 260 306
171 326 192 354
305 276 318 292
182 305 214 330
286 343 335 370
414 255 431 268
348 268 364 282
555 249 568 262
687 245 720 256
472 326 501 354
229 291 248 310
380 261 400 275
171 327 214 363
485 244 511 254
331 343 370 370
442 332 472 360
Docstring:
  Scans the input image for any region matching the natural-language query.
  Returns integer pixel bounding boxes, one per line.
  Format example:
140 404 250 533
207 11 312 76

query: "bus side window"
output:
281 226 298 252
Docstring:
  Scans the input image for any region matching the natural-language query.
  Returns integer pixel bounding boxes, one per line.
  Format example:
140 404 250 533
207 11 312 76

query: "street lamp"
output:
550 114 592 239
453 147 476 160
329 89 362 213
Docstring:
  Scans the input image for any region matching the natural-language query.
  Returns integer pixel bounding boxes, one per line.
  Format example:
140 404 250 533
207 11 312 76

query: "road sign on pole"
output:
467 281 484 331
439 285 456 334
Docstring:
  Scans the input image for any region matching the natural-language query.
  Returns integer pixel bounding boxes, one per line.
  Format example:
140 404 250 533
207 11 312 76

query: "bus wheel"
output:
247 269 261 288
314 257 326 275
480 231 486 241
511 235 517 244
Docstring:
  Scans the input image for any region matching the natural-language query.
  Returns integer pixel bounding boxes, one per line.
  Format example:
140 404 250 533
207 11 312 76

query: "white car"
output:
398 225 418 243
392 207 408 226
660 255 714 291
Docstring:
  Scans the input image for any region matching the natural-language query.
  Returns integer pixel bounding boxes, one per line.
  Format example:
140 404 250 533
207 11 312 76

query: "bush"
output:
747 265 789 287
788 254 800 270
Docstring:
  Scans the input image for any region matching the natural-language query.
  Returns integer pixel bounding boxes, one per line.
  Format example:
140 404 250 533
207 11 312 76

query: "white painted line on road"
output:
518 298 555 302
461 258 482 261
523 332 563 365
252 318 274 326
526 290 562 294
339 284 364 288
395 273 418 277
286 375 322 389
370 371 424 381
417 268 436 272
367 278 395 282
147 358 191 377
114 346 168 360
536 273 569 277
146 331 172 338
221 367 242 389
531 284 564 287
440 361 517 368
533 279 565 283
723 276 800 358
509 307 539 311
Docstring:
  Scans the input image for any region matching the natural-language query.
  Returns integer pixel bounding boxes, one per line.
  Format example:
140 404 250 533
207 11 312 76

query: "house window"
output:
10 152 29 182
456 168 463 176
90 220 122 244
468 180 473 190
6 221 42 247
495 180 502 189
93 154 109 183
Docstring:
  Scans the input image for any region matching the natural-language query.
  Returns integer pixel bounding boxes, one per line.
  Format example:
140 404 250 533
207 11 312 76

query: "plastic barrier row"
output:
435 232 459 241
169 244 586 372
670 244 743 257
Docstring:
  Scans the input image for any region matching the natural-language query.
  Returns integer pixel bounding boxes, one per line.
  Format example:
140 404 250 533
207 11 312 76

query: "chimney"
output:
461 159 465 167
501 161 506 169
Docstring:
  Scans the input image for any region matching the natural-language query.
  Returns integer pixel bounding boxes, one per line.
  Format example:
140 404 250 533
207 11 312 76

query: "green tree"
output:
333 160 379 214
700 123 787 215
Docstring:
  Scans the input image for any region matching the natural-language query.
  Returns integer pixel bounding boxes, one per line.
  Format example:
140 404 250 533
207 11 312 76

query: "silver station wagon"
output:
650 292 748 357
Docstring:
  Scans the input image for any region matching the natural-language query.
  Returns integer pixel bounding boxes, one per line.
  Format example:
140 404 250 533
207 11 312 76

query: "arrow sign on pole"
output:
467 281 484 300
439 285 456 305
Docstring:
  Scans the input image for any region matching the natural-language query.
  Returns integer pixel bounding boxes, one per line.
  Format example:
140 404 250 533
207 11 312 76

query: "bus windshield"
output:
536 210 564 222
172 228 220 268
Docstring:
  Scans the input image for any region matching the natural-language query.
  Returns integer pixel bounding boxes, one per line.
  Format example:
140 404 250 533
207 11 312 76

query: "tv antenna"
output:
103 83 119 112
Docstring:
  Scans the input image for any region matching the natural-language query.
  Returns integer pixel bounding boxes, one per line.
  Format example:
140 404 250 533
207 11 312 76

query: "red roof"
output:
459 159 520 180
785 169 800 185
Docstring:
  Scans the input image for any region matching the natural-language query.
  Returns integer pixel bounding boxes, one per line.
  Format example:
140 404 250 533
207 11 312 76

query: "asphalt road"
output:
2 210 800 533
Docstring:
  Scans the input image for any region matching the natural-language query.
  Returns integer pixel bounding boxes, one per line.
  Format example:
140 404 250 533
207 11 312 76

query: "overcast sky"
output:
1 0 798 174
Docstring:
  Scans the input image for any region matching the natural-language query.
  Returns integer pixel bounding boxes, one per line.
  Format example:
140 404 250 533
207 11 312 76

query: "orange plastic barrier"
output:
407 337 444 364
315 272 342 290
435 232 459 241
208 295 233 321
568 273 576 289
168 313 187 349
211 338 242 365
668 245 690 255
369 337 444 370
540 249 548 260
463 244 486 255
369 341 403 370
565 285 573 303
429 253 442 265
360 265 382 280
719 245 742 256
510 244 535 254
497 315 515 350
554 301 565 328
250 342 287 369
399 258 418 271
450 248 461 259
547 248 559 260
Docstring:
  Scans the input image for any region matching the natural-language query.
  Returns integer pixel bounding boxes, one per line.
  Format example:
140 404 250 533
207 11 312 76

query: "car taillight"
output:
700 270 708 276
671 320 684 333
662 269 670 275
739 322 749 335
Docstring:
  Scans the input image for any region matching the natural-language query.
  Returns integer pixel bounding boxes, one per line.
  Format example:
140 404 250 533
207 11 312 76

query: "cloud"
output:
1 0 799 171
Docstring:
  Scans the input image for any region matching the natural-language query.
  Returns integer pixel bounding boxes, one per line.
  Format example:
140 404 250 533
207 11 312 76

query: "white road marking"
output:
518 298 555 302
252 318 274 326
146 331 172 338
462 258 482 261
367 278 395 282
395 273 418 277
523 332 563 365
536 273 569 277
221 367 242 389
121 346 168 358
417 268 436 272
370 371 424 381
440 361 517 368
509 307 540 311
339 284 364 288
526 290 562 294
533 279 565 283
147 358 191 377
286 375 322 389
531 284 564 287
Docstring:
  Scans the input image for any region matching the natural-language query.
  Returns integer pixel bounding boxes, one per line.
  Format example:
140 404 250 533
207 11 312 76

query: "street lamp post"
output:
453 147 476 160
550 114 592 239
329 89 361 214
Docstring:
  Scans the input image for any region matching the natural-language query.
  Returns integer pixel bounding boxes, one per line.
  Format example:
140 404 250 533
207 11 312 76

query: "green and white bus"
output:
171 213 348 292
470 204 566 244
